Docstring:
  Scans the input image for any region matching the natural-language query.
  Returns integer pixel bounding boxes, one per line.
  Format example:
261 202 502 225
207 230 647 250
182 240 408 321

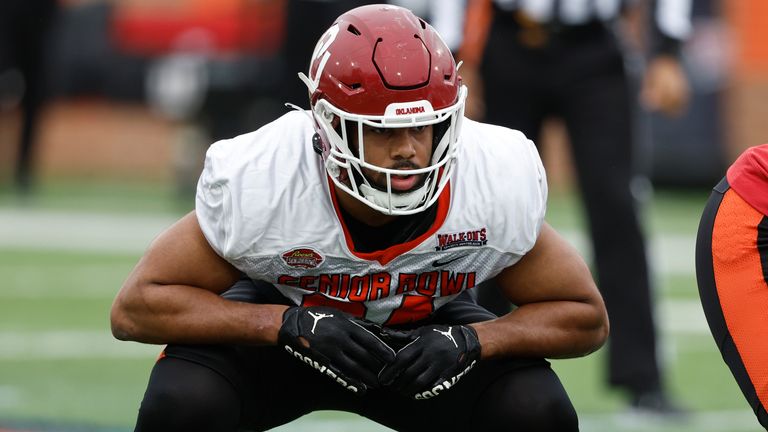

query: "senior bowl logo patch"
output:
281 248 325 269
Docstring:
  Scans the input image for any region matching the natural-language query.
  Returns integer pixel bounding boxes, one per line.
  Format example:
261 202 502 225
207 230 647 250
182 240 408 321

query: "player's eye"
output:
363 126 392 138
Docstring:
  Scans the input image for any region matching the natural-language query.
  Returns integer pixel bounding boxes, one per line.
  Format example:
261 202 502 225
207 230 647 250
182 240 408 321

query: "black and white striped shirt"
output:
391 0 692 55
493 0 692 41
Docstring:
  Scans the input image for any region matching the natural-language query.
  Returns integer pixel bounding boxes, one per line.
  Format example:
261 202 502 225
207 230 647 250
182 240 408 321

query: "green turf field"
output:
0 180 762 431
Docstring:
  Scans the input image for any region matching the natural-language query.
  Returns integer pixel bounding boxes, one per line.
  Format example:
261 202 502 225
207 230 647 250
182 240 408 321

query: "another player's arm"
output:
110 211 289 345
471 222 609 359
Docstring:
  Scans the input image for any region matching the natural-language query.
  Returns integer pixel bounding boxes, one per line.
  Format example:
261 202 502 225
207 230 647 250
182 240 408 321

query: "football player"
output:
696 144 768 430
110 4 608 431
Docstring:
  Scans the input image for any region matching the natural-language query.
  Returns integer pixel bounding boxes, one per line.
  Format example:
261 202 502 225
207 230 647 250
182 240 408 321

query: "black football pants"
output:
134 281 578 431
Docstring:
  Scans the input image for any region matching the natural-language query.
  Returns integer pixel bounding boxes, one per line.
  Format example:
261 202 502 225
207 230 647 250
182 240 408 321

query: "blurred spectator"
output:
0 0 59 193
387 0 466 54
112 0 288 135
46 2 147 102
458 0 692 416
646 0 730 187
111 0 288 197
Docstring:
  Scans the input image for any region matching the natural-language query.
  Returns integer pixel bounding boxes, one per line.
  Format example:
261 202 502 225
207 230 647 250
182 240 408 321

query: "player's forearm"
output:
470 298 608 360
110 282 287 346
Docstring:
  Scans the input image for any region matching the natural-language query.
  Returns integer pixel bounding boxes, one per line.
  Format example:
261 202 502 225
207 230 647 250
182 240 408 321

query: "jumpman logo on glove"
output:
433 326 458 348
308 311 334 334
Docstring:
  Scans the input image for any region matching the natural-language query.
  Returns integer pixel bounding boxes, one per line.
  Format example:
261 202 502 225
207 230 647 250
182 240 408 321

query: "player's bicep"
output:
130 211 241 294
496 223 600 306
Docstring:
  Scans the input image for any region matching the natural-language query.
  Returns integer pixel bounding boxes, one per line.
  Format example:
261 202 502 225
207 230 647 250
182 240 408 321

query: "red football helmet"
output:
298 4 466 215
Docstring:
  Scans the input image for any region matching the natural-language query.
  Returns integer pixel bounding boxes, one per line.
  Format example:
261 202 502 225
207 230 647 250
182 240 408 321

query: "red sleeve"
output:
727 144 768 217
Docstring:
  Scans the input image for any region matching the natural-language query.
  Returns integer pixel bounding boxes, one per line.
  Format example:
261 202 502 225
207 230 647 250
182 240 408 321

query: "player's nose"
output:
389 129 417 159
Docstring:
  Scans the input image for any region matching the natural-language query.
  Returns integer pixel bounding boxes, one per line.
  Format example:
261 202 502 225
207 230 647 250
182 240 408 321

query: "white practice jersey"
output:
196 110 547 325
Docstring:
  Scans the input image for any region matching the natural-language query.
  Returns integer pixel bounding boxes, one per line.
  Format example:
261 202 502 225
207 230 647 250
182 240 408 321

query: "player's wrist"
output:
462 324 482 358
467 322 498 359
222 302 290 346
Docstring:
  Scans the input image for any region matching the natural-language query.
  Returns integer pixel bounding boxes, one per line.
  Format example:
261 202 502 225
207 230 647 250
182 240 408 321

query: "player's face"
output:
357 124 434 193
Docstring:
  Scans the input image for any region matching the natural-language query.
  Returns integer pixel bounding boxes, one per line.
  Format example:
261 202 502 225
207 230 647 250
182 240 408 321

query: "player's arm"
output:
471 222 609 359
380 222 608 399
111 211 395 393
110 211 288 345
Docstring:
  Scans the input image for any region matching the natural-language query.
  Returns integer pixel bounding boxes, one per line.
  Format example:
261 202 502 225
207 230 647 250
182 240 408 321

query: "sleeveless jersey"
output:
196 110 547 325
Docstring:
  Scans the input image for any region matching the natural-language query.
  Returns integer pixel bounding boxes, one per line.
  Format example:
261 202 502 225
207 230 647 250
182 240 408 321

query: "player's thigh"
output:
156 343 352 431
359 358 576 432
470 361 578 431
136 355 241 431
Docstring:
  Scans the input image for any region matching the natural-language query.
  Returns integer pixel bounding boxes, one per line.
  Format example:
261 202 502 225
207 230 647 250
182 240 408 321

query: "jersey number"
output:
300 293 435 325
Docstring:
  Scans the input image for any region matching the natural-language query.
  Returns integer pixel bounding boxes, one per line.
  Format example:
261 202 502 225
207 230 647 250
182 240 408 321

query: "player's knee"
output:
135 358 240 430
479 391 577 431
515 391 578 431
136 382 187 427
474 366 578 431
136 379 221 429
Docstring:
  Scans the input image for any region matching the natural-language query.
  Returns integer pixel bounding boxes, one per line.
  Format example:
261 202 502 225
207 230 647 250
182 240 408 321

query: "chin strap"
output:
358 179 431 213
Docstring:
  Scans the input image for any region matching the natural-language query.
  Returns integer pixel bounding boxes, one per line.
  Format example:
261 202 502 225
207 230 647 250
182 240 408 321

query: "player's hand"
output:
641 55 690 117
278 306 395 395
379 324 481 400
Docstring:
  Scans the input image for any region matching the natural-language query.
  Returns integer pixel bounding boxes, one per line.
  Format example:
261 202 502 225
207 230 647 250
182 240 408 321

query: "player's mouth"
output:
390 173 420 191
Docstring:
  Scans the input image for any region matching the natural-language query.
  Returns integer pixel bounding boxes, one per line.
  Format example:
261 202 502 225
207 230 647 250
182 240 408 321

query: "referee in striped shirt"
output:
460 0 691 416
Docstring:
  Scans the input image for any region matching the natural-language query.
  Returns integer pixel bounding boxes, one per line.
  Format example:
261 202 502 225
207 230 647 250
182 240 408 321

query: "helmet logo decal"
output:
301 24 340 94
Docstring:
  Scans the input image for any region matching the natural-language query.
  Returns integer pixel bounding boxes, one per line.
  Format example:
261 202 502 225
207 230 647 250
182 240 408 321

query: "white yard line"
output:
0 330 161 360
0 208 697 275
0 386 20 409
558 230 696 276
0 208 177 254
660 298 709 334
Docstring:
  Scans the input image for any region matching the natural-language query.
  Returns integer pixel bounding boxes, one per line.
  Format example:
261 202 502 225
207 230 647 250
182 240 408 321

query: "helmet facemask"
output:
311 86 467 215
297 4 466 215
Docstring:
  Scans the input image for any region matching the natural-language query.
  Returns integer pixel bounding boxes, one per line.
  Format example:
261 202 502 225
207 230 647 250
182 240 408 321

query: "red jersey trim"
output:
727 144 768 217
329 179 451 265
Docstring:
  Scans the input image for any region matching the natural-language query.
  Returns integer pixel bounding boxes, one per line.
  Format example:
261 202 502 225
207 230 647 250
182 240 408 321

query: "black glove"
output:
379 324 481 400
278 306 395 395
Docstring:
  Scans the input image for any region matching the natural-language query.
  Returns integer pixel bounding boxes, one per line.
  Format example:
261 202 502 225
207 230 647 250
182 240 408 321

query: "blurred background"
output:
0 0 766 431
